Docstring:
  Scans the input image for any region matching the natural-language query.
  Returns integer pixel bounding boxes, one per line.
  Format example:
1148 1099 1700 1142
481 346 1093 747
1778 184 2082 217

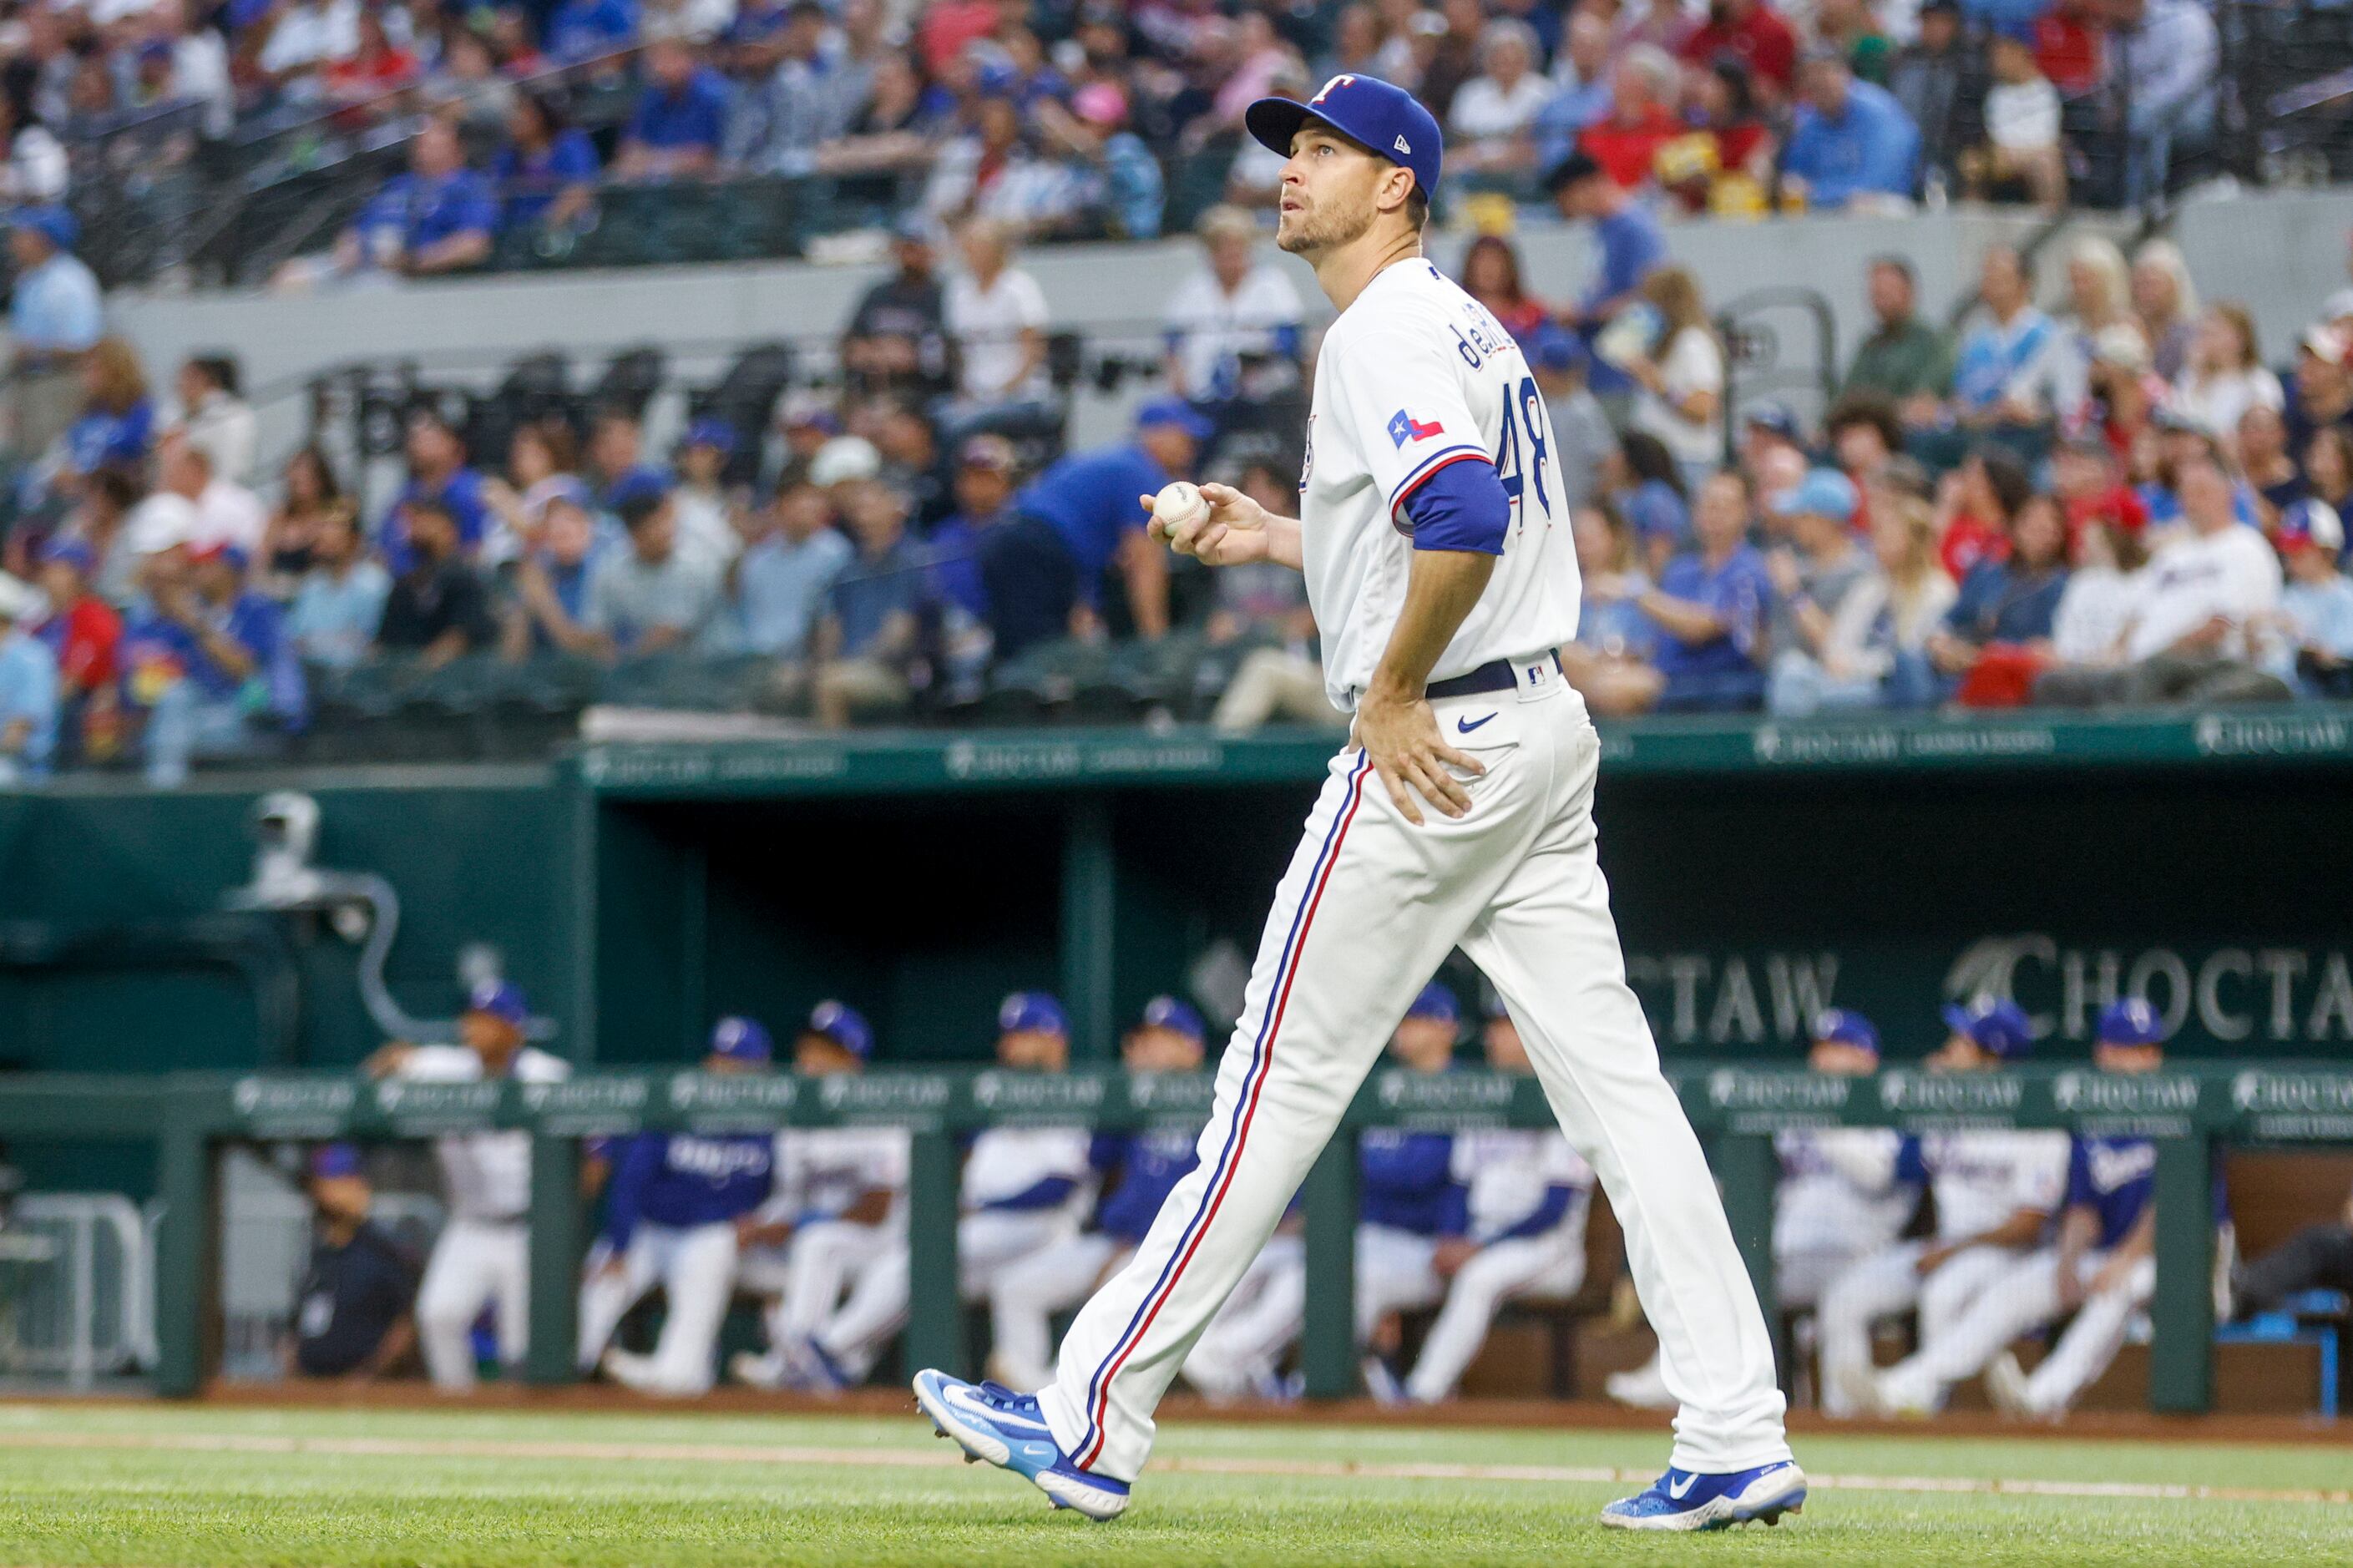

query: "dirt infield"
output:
172 1379 2353 1448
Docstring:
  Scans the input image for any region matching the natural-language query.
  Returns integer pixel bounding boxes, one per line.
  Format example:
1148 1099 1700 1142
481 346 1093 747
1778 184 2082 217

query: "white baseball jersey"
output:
1452 1128 1594 1242
396 1045 569 1222
767 1127 912 1225
961 1126 1095 1213
1918 1130 2069 1241
1301 257 1582 709
1773 1128 1916 1259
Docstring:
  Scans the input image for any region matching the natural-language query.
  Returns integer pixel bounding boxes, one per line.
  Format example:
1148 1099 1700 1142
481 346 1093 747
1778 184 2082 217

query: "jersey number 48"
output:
1493 376 1553 534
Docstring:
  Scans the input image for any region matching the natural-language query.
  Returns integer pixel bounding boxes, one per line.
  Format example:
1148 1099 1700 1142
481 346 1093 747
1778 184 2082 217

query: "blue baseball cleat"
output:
912 1369 1131 1521
1599 1460 1807 1531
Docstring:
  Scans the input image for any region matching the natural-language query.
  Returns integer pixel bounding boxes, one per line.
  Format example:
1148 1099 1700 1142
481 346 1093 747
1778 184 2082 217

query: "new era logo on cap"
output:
1394 134 1411 154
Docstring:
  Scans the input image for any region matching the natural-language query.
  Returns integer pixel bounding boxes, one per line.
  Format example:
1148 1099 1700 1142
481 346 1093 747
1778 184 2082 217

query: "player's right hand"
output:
1139 483 1270 566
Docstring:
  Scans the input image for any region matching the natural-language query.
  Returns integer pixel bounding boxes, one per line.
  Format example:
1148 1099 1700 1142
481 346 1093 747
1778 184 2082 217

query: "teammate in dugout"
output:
287 1143 420 1382
731 1001 912 1393
578 1017 777 1396
1181 981 1465 1402
1814 997 2072 1419
915 73 1801 1532
987 995 1209 1392
1612 1008 1919 1411
364 979 568 1393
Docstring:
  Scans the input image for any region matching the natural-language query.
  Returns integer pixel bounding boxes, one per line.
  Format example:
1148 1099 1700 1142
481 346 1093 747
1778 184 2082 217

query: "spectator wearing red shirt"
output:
1679 0 1799 102
920 0 1004 76
2033 0 2104 98
1581 46 1683 189
2052 435 2150 548
33 538 120 695
1936 446 2032 582
323 12 420 108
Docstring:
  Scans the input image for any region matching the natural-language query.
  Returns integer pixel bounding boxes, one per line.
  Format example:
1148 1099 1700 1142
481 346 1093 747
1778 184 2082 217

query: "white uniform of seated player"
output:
579 1017 780 1396
1182 981 1466 1399
1903 1000 2178 1419
987 998 1208 1392
731 1001 913 1393
1814 998 2068 1418
807 992 1096 1386
1401 994 1596 1404
362 980 569 1393
1608 1008 1916 1411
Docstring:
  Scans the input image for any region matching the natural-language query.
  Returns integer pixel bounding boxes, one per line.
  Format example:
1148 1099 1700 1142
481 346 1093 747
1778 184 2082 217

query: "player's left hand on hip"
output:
1352 690 1482 824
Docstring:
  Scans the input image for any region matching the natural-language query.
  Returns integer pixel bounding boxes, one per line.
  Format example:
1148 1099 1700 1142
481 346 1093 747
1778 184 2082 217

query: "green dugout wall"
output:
6 706 2353 1104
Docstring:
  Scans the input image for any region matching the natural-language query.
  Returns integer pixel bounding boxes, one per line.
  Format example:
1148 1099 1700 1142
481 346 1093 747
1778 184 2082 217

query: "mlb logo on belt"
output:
1387 409 1445 448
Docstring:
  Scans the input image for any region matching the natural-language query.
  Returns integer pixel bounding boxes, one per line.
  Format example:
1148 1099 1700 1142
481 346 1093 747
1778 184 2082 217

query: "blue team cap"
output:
308 1142 363 1180
1132 396 1215 443
1812 1008 1880 1057
681 417 736 456
710 1015 774 1063
468 979 529 1026
807 999 873 1060
1406 981 1459 1024
537 475 595 513
1529 325 1586 375
999 990 1070 1038
607 469 672 525
1743 401 1802 440
1246 73 1443 205
1941 995 2034 1058
1770 468 1859 524
2096 997 2168 1048
39 536 95 573
7 204 77 250
1140 994 1206 1044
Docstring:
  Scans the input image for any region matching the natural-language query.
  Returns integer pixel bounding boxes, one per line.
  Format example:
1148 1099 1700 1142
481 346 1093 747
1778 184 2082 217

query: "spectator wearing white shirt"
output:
258 0 363 99
2104 0 2218 207
1963 29 2062 210
2172 303 2283 463
0 96 67 205
1447 18 1552 180
2047 511 2150 670
173 356 258 486
160 433 268 555
2037 454 2290 706
1623 266 1726 493
1161 205 1303 439
940 217 1053 438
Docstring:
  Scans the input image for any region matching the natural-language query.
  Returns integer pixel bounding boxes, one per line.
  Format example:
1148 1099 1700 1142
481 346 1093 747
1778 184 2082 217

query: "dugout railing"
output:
3 1063 2350 1409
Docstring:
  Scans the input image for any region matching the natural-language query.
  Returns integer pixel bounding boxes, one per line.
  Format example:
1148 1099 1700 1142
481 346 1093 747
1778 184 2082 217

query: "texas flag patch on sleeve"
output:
1387 410 1445 448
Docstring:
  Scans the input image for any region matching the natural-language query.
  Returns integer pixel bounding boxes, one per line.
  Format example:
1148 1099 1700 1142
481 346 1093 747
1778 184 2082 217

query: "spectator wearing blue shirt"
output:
0 578 59 785
6 205 101 369
732 479 852 658
1929 492 2071 690
616 38 731 182
121 543 304 787
724 2 853 179
1532 11 1616 172
1015 398 1209 640
544 0 639 63
58 337 156 487
1951 245 2062 429
1780 51 1921 212
1546 149 1666 410
1633 470 1775 711
333 121 497 279
1562 498 1666 716
812 478 926 727
505 481 610 658
491 92 601 235
382 408 491 574
286 511 390 670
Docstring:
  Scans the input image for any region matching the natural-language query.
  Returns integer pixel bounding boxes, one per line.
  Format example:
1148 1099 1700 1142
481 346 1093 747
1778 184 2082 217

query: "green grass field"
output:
1 1403 2348 1566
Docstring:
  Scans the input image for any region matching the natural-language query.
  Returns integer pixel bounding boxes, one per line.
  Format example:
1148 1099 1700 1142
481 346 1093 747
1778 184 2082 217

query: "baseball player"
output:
1398 993 1596 1404
731 1002 911 1392
362 980 568 1392
1814 998 2070 1418
987 996 1209 1391
915 73 1799 1532
1179 981 1466 1403
805 993 1097 1388
1968 1000 2174 1419
1608 1008 1915 1411
579 1017 777 1396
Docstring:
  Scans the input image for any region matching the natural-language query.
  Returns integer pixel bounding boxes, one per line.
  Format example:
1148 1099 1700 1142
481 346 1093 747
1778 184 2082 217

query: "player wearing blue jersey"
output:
988 998 1210 1391
580 1017 777 1395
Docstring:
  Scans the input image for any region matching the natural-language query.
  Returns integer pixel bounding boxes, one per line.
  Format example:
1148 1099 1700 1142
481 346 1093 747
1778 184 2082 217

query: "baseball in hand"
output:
1153 481 1207 544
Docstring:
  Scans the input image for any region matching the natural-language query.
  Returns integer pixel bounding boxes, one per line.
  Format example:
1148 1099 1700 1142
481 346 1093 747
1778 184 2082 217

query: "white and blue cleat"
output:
912 1369 1131 1521
1599 1460 1807 1531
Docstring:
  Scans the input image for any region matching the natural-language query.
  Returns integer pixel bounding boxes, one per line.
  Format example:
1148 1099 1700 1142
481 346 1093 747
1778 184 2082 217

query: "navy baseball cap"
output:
1941 996 2034 1058
806 999 873 1060
999 990 1070 1038
1246 73 1443 205
1140 994 1206 1044
468 979 529 1027
1770 468 1859 524
308 1142 363 1181
1743 401 1803 440
40 536 96 574
1406 981 1459 1024
1529 325 1586 376
1133 396 1214 443
709 1015 774 1063
681 417 736 456
2096 997 2168 1048
1811 1008 1880 1058
7 204 77 250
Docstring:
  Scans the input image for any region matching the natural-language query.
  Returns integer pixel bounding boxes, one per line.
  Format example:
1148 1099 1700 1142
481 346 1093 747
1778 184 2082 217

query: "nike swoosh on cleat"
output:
1667 1474 1697 1499
1456 713 1495 733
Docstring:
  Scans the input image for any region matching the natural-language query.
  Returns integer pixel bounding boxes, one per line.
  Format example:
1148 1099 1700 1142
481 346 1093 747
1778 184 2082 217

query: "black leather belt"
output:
1426 650 1561 701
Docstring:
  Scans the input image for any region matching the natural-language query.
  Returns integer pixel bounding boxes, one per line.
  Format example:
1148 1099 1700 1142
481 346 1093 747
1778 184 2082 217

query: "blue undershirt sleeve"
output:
1399 457 1510 555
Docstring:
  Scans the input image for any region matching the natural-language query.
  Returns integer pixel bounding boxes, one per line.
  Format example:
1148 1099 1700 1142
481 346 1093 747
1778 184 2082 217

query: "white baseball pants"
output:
575 1221 741 1395
2014 1255 2155 1414
1405 1222 1589 1403
1816 1240 2021 1415
989 1232 1129 1392
1038 685 1789 1481
416 1218 527 1391
821 1209 1074 1379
